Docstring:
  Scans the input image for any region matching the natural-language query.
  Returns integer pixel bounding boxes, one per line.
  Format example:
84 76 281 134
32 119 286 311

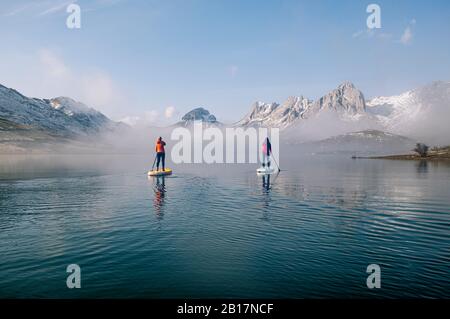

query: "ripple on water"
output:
0 158 449 298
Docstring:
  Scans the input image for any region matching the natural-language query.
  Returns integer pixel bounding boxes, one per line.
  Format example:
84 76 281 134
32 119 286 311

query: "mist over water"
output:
283 109 382 143
0 151 449 298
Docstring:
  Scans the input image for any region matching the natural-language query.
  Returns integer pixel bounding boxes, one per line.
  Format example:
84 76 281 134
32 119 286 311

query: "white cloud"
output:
145 110 159 123
38 49 69 77
81 71 115 108
7 48 125 118
352 30 365 39
120 110 160 127
36 49 120 112
400 19 416 45
165 106 177 119
120 116 140 126
400 26 413 45
353 19 415 45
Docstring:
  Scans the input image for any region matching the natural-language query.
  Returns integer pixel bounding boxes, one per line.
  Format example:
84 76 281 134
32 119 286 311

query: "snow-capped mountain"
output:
366 81 450 142
237 80 450 145
236 96 311 129
176 107 221 127
49 97 100 117
303 82 366 119
237 82 367 129
0 84 120 137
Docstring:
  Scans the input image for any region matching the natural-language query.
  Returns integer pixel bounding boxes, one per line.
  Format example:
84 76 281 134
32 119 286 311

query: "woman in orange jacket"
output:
155 137 166 171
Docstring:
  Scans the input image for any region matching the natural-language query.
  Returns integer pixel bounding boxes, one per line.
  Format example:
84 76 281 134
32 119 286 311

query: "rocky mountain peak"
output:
337 81 356 90
237 82 367 129
176 107 220 127
302 82 366 118
236 96 313 129
181 107 217 122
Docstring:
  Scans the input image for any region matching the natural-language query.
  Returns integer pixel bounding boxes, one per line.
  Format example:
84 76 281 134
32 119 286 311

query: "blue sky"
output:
0 0 449 124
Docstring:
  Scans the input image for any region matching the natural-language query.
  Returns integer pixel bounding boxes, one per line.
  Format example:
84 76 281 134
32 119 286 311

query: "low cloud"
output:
165 106 177 119
1 48 127 118
120 110 161 127
145 110 159 123
120 116 141 126
81 71 116 109
39 49 120 113
353 18 415 45
352 29 370 39
38 49 69 77
284 109 382 143
400 19 416 45
400 27 413 45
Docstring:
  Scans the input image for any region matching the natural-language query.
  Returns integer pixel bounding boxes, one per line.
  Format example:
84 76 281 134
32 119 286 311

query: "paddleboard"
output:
148 168 173 177
256 166 277 175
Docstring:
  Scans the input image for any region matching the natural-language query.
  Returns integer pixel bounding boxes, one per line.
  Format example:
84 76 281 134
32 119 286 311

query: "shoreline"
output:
353 154 450 161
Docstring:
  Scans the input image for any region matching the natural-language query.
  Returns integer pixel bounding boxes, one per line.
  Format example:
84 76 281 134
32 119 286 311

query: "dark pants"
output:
262 153 271 167
156 152 165 170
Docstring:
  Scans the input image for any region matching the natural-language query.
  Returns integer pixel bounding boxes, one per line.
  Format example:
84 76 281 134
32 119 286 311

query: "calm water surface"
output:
0 155 449 298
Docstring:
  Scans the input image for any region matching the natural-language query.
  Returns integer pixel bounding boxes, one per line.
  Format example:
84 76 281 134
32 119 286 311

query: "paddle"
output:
271 152 281 172
151 154 157 171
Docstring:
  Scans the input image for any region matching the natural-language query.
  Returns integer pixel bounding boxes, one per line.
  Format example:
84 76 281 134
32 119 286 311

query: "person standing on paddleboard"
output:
262 137 272 168
155 137 166 171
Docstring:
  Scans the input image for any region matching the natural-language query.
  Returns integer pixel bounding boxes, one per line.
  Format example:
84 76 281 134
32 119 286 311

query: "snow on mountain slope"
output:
49 97 98 116
302 81 367 119
236 96 311 129
48 97 114 133
237 82 368 130
0 84 118 137
237 80 449 144
367 89 422 130
366 81 450 143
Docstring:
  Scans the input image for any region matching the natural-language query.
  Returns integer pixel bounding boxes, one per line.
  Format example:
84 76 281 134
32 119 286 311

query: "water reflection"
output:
260 174 271 220
152 176 166 220
416 160 429 176
262 174 271 191
260 173 284 220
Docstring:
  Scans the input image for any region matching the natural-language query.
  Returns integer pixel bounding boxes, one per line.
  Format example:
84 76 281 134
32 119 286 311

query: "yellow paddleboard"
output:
148 168 173 177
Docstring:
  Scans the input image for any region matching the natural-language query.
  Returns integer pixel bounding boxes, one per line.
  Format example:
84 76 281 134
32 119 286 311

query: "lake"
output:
0 154 449 298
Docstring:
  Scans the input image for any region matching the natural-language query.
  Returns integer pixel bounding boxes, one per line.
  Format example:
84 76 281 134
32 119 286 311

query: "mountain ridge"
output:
0 84 122 137
236 81 369 129
1 80 449 153
235 80 449 144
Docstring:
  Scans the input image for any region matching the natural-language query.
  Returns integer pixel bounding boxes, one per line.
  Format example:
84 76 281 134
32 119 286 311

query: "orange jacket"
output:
155 140 166 153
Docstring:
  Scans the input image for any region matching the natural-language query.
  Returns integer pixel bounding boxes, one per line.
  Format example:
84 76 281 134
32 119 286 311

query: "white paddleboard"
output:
148 168 173 177
256 166 277 175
